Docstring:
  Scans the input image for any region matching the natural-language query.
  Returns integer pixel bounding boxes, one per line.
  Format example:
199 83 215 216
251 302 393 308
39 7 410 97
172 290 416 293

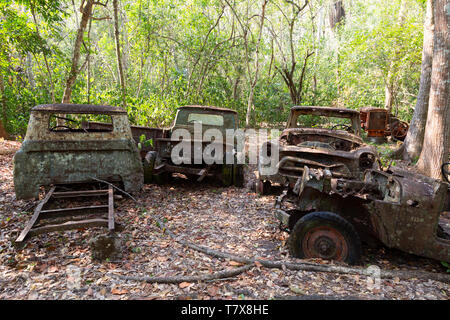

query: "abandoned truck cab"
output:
144 105 244 187
257 106 379 193
13 104 143 200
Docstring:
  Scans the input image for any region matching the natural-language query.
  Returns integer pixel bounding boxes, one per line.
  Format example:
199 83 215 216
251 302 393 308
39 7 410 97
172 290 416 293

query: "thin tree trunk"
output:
384 0 407 114
401 0 434 161
86 13 93 104
245 0 268 127
62 0 94 103
31 6 55 103
416 0 450 180
25 53 35 89
0 72 8 138
113 0 126 108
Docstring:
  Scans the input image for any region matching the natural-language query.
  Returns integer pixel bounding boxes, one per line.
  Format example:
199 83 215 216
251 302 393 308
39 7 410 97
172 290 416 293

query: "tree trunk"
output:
245 0 268 127
0 72 8 138
384 0 407 114
31 5 55 103
62 0 94 103
401 0 434 161
113 0 127 108
416 0 450 180
329 0 345 29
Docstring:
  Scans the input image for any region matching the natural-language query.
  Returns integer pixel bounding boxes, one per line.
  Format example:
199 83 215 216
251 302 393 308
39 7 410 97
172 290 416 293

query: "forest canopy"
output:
0 0 426 136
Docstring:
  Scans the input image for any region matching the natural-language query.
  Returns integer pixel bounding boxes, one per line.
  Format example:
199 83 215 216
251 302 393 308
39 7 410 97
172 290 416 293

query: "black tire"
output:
154 171 170 185
143 151 157 184
288 211 361 265
255 179 271 195
233 164 245 187
221 165 234 187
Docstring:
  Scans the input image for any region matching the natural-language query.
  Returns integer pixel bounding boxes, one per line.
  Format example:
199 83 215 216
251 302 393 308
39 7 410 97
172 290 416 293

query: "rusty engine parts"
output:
257 106 379 194
359 107 409 143
274 166 450 264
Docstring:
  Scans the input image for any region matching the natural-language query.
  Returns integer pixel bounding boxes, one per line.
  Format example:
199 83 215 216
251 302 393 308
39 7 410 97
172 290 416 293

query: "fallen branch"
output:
102 182 450 284
116 264 253 283
153 216 450 284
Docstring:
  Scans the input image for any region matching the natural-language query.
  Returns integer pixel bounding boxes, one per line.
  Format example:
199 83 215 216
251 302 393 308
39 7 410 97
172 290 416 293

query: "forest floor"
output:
0 138 449 300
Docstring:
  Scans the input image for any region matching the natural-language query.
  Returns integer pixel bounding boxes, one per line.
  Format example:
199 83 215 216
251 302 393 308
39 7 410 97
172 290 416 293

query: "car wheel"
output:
221 165 234 187
288 211 361 265
255 179 271 195
143 151 157 183
154 172 170 185
233 164 245 187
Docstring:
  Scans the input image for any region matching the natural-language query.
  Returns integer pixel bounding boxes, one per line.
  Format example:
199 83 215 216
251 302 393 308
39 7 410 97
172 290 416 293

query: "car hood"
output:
280 127 364 145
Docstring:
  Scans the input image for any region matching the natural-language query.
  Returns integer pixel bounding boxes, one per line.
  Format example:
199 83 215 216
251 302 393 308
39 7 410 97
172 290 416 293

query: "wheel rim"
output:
302 226 348 261
392 122 408 140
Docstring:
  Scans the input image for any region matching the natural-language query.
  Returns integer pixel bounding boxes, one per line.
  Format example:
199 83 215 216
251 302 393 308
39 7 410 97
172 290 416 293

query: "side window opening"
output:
49 114 113 133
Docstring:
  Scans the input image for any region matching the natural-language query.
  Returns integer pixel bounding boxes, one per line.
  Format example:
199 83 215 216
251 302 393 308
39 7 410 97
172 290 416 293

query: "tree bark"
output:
62 0 94 103
113 0 127 108
401 0 434 161
416 0 450 180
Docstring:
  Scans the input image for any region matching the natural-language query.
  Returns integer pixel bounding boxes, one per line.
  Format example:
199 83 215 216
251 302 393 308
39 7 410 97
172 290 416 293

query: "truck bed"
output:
83 121 168 157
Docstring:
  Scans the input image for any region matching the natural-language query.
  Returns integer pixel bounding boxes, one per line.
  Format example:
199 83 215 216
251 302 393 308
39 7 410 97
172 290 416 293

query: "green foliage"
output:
0 0 426 137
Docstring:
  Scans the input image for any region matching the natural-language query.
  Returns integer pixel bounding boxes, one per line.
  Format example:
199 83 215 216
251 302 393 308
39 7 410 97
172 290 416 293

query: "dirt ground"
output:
0 139 448 300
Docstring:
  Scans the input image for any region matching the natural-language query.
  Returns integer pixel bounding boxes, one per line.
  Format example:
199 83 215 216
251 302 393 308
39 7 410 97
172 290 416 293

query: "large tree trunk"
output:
62 0 94 103
113 0 126 108
416 0 450 180
401 0 434 161
329 0 345 29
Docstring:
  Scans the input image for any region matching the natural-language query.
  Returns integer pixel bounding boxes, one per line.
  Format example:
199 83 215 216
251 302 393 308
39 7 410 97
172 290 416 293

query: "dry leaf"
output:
229 260 243 266
48 266 58 273
179 282 191 289
207 286 219 296
111 288 129 295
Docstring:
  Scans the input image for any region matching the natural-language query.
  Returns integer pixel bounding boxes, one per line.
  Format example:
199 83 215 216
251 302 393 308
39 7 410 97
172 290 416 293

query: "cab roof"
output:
179 105 238 114
32 104 127 114
290 106 360 118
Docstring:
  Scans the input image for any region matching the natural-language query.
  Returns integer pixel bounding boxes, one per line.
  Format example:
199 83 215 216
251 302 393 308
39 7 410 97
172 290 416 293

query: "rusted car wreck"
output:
257 106 379 194
86 105 244 186
274 165 450 264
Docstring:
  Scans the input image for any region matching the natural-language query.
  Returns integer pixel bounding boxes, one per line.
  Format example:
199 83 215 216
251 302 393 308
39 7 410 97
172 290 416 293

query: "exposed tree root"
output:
106 184 450 285
153 216 450 284
116 264 253 284
388 143 405 160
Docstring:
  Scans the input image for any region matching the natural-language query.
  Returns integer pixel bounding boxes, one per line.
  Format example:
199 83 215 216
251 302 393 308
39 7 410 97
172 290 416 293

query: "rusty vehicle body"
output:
13 104 143 200
85 105 244 186
257 106 379 194
360 107 409 143
274 165 450 264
